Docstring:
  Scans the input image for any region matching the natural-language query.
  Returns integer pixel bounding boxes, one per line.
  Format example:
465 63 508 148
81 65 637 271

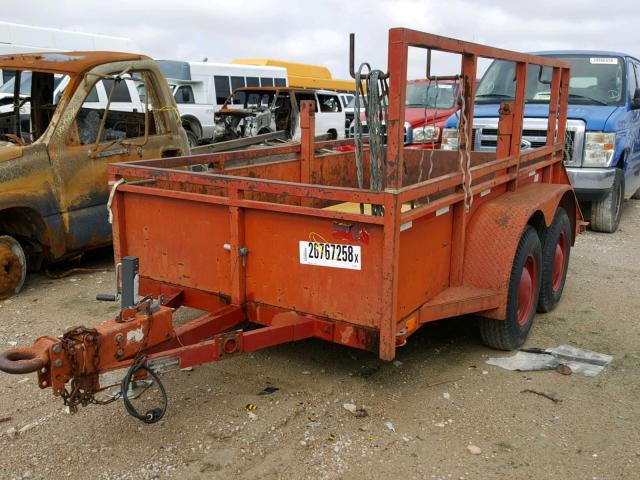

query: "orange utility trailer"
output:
0 28 582 420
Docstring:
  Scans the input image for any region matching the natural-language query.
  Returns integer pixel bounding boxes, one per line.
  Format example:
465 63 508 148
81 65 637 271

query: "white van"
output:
155 60 288 146
0 21 139 86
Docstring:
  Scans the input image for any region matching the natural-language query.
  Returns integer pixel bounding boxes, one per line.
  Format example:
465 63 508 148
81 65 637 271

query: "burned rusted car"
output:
0 52 189 299
213 87 346 142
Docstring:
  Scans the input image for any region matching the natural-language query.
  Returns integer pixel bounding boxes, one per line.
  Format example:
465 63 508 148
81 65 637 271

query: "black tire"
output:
590 168 624 233
631 188 640 200
537 208 572 313
185 130 198 148
480 226 542 350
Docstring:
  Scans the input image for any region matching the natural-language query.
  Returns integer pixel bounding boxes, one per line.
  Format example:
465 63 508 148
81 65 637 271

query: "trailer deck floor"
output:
0 202 639 479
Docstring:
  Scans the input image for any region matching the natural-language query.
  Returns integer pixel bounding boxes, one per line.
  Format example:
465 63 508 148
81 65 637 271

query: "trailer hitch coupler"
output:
0 337 55 375
0 348 46 374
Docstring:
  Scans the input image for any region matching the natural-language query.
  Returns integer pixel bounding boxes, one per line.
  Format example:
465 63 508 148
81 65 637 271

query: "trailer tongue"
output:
0 28 582 423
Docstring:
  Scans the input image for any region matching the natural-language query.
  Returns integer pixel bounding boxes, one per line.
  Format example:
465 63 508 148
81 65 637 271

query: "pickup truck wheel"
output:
185 130 198 148
0 236 27 300
480 225 541 350
590 168 624 233
537 208 571 313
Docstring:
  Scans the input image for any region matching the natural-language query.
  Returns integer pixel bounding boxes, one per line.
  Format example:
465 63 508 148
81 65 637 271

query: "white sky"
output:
4 0 640 80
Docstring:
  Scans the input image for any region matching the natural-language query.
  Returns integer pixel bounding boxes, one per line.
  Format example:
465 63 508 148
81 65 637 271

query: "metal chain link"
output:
458 79 474 212
354 63 388 216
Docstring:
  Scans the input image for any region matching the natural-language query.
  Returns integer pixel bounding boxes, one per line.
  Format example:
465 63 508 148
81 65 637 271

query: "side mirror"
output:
632 88 640 110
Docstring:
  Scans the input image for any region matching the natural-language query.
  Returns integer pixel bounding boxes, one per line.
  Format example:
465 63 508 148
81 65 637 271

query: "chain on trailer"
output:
458 78 474 212
354 63 389 216
59 326 118 411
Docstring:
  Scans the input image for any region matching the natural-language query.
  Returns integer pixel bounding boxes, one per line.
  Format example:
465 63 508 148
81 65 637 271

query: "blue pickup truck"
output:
442 50 640 232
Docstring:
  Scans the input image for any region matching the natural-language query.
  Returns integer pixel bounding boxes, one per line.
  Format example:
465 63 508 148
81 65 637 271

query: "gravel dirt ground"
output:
1 202 639 480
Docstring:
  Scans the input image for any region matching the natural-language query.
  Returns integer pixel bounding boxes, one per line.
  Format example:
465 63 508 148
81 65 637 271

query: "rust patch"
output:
495 214 510 227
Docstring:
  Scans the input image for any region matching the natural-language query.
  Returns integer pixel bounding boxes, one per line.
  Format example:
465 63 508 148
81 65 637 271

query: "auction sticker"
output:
590 57 618 64
299 241 361 270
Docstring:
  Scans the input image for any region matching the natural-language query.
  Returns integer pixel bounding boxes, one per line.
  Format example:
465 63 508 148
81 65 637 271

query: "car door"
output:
628 61 640 196
47 65 187 252
315 93 345 139
291 91 317 141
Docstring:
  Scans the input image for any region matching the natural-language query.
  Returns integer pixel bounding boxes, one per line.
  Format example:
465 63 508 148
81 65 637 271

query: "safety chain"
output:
59 326 119 411
458 79 474 212
354 63 388 216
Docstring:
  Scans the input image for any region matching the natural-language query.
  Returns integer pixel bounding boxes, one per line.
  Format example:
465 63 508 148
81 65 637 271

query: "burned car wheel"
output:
0 235 27 300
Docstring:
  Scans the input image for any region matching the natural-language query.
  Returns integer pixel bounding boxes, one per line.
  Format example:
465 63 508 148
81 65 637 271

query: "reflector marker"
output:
436 206 449 217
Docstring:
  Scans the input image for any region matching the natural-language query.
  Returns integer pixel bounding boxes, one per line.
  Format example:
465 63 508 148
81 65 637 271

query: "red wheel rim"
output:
551 232 567 291
517 254 537 326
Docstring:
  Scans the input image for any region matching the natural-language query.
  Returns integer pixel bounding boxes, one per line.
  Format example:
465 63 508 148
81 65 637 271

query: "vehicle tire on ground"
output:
0 235 27 300
185 130 198 148
537 207 572 313
479 225 541 350
631 187 640 200
590 168 624 233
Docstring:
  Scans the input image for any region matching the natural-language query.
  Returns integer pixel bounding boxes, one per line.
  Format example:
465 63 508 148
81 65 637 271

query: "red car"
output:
404 79 462 148
349 79 462 149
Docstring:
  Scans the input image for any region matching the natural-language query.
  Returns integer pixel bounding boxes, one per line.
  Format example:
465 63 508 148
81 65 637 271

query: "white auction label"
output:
590 57 618 64
299 241 361 270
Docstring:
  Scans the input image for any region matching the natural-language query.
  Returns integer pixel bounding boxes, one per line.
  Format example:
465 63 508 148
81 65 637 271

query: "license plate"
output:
299 241 361 270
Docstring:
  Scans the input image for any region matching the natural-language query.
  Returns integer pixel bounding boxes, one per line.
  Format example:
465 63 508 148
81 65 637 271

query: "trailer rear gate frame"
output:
0 28 582 416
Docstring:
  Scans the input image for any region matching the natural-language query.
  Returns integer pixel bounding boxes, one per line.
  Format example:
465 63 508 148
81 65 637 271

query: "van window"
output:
175 85 195 104
230 77 245 105
317 94 342 112
102 78 132 103
231 76 245 92
246 77 259 87
260 78 274 87
629 62 639 97
295 92 318 111
342 94 354 107
274 78 286 87
214 75 231 104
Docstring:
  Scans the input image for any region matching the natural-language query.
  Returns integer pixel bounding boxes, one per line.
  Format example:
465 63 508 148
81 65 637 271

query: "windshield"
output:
224 90 275 109
476 55 626 106
406 82 456 109
346 96 364 109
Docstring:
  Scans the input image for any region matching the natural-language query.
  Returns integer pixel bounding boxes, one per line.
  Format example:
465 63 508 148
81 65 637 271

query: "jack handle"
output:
96 262 121 302
0 337 54 374
349 33 389 80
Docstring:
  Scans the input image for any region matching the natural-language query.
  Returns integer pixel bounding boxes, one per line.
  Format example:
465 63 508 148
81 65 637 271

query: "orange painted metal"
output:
0 28 582 406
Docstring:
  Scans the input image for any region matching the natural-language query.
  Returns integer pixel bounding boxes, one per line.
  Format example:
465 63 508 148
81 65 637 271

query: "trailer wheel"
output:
537 208 571 313
480 226 541 350
590 168 623 233
0 235 27 300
